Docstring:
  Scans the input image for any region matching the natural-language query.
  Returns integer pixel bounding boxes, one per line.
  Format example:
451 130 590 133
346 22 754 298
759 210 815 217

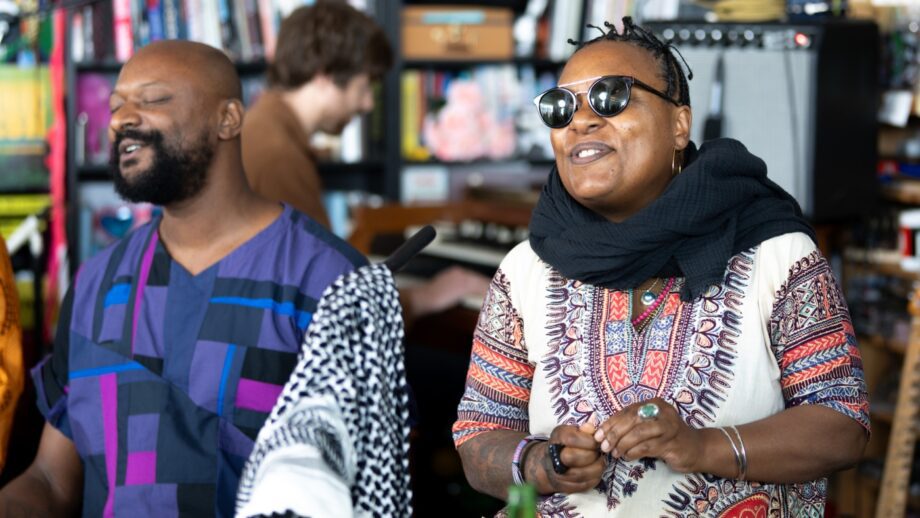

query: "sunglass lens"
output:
590 77 630 117
538 89 574 128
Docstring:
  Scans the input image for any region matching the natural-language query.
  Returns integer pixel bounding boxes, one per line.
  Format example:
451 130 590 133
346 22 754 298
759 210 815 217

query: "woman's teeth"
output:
577 148 601 158
126 144 140 153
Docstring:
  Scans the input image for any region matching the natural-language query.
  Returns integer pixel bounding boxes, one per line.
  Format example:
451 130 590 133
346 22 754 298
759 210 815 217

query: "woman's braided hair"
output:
570 17 693 107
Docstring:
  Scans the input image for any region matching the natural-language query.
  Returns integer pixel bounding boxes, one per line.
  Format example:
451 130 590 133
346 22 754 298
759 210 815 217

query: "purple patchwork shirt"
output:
33 205 366 517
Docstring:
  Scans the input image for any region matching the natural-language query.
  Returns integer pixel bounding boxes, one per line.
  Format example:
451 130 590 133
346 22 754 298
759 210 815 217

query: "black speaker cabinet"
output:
646 20 879 223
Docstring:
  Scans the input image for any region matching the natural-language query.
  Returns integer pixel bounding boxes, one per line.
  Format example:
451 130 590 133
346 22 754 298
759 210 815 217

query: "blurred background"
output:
0 0 918 516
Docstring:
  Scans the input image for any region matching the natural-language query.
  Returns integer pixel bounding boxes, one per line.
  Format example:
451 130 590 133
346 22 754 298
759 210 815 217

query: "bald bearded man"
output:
0 41 366 516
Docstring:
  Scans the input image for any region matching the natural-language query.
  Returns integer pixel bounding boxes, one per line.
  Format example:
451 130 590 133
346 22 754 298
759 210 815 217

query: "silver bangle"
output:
729 425 747 481
718 427 743 480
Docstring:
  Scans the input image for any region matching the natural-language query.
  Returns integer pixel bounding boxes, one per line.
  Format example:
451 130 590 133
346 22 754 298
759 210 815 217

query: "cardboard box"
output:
402 5 513 60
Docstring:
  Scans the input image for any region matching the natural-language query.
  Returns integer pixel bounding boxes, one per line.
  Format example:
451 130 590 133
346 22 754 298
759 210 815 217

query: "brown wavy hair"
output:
268 0 393 89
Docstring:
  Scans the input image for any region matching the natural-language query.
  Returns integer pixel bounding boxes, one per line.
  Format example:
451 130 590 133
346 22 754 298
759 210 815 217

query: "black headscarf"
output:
529 138 816 301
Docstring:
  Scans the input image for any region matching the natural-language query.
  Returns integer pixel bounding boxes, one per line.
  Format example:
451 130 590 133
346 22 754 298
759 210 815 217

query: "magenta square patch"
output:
235 378 283 413
125 451 156 485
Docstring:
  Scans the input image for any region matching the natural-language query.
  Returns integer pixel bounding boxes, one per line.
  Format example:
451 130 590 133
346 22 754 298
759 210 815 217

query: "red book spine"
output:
113 0 134 62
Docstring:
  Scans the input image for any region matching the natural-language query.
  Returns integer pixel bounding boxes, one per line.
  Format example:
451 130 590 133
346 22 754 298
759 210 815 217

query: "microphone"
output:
383 225 436 273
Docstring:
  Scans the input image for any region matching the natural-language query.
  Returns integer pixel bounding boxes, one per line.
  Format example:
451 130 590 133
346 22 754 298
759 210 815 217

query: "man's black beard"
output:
109 128 213 206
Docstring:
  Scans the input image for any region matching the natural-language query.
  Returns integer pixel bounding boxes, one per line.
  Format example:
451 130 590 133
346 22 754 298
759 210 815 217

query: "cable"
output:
19 0 100 18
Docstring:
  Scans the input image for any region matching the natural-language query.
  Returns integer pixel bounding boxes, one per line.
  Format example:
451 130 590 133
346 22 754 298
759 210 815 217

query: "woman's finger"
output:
561 444 601 468
552 456 607 494
620 437 667 462
596 399 677 451
609 420 667 456
555 425 600 450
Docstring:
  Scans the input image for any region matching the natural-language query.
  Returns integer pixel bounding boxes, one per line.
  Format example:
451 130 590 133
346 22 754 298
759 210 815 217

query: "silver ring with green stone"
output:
638 403 660 421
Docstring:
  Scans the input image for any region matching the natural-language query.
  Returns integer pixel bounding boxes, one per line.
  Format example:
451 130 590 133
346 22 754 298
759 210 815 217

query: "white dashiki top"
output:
453 232 870 518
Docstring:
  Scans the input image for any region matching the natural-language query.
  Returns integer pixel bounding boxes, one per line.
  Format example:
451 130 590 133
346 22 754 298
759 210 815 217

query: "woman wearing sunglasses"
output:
452 17 868 517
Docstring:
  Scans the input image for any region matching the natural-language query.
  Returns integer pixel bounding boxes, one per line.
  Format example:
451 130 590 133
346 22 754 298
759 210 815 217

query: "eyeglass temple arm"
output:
631 79 682 107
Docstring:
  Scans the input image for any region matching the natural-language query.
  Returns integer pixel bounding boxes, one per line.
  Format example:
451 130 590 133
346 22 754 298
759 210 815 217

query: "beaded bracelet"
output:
512 435 548 485
728 425 748 481
718 427 744 480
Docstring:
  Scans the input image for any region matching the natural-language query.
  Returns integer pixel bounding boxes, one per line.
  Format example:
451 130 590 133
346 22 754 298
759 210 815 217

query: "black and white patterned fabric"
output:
236 264 412 517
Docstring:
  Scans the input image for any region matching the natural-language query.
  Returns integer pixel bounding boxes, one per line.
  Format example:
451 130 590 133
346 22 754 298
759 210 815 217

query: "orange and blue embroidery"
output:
453 270 533 447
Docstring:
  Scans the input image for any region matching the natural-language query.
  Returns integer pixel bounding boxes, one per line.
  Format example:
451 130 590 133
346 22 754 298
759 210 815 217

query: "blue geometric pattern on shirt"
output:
70 361 144 379
103 283 131 307
605 320 631 355
29 205 365 517
471 351 533 390
784 344 851 375
210 296 313 329
646 315 674 351
456 386 530 421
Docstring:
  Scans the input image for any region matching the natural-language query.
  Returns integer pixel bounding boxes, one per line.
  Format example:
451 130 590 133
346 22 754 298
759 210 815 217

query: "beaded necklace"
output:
630 277 676 333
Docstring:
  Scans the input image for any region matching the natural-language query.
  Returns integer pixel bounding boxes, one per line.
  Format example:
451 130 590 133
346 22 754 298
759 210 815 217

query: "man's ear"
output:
673 105 692 149
217 99 244 140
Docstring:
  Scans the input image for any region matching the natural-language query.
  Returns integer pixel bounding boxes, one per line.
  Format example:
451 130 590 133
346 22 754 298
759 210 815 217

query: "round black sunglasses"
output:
533 75 681 129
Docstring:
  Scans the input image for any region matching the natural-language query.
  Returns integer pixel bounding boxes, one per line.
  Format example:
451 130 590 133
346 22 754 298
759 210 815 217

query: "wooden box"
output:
402 5 513 60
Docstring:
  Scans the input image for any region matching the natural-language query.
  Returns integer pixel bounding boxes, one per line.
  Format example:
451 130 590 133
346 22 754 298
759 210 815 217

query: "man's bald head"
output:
124 40 242 102
108 40 247 207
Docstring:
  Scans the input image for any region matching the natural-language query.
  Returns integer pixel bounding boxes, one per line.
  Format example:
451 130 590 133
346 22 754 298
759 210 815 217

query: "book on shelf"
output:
217 0 241 59
70 0 374 65
0 65 52 192
162 0 186 40
91 1 116 60
147 0 166 43
198 0 224 52
71 10 85 63
257 0 278 59
233 0 256 61
401 70 428 161
547 0 583 61
113 0 134 61
129 0 146 47
75 73 116 167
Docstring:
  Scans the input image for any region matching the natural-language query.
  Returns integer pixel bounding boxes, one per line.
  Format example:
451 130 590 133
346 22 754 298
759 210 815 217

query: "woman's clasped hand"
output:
526 399 707 496
525 423 605 495
593 399 704 473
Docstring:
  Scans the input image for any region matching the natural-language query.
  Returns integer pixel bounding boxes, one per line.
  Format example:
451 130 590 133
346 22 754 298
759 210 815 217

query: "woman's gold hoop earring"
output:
672 149 683 176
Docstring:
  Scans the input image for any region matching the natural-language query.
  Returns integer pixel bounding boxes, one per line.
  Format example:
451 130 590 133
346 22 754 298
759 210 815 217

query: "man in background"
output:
0 40 364 515
242 1 490 324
